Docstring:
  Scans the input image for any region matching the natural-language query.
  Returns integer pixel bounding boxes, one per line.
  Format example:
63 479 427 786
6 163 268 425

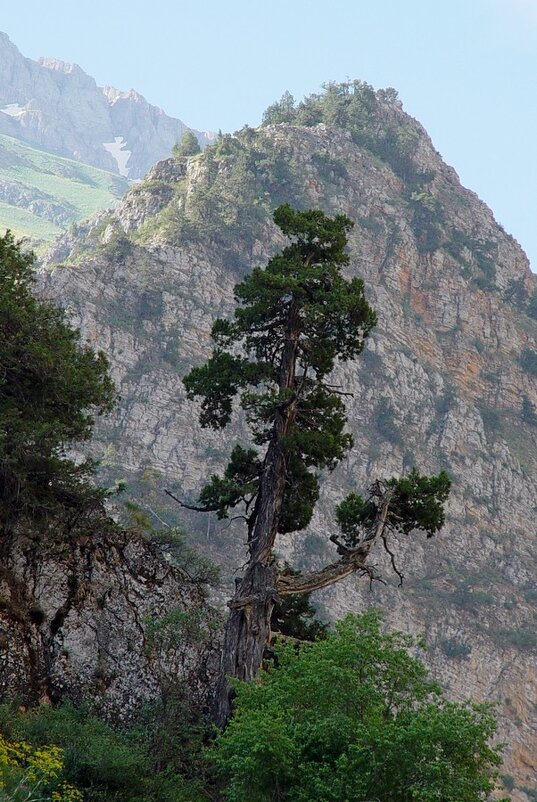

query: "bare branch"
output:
145 505 172 529
216 514 250 534
164 488 216 513
277 488 394 596
329 533 352 555
381 533 404 586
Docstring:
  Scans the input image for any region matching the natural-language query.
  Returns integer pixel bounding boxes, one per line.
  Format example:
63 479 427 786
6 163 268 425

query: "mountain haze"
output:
38 83 537 796
0 32 211 177
0 32 212 244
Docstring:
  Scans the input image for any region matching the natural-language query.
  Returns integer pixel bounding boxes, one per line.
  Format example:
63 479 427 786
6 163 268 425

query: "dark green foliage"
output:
310 152 348 182
335 492 375 545
278 454 319 534
336 468 451 547
504 277 527 307
409 190 445 253
172 130 201 159
99 231 134 263
520 347 537 377
262 91 296 125
385 468 451 536
435 383 457 415
445 230 497 289
198 445 262 518
527 289 537 319
0 700 212 802
168 133 304 255
522 396 537 426
450 586 494 609
375 396 402 443
0 232 116 538
212 612 507 802
502 775 515 791
480 406 502 434
493 627 537 651
184 205 377 534
440 638 472 659
262 81 434 193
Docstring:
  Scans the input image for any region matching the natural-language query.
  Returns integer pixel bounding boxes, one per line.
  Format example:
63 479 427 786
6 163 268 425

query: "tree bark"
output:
213 311 300 727
213 470 394 726
278 488 393 595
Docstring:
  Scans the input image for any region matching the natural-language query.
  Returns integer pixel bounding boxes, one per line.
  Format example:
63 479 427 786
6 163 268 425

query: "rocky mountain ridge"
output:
40 84 537 796
0 32 212 179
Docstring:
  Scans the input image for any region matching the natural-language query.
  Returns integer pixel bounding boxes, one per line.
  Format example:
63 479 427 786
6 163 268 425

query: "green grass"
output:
0 134 130 243
0 200 63 242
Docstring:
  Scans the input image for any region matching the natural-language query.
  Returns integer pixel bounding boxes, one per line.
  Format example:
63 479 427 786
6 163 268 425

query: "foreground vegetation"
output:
0 613 508 802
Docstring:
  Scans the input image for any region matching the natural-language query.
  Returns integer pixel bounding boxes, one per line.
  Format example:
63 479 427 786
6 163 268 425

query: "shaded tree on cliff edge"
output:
178 205 450 725
0 232 116 542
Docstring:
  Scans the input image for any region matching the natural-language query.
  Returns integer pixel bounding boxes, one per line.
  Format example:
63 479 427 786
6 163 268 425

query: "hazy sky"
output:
3 0 537 268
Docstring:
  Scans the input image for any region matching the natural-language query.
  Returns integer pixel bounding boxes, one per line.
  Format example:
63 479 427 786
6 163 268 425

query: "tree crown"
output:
0 232 116 535
184 204 377 534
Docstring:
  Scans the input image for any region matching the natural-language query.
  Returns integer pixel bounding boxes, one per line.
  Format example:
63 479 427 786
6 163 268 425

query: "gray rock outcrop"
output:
0 528 220 719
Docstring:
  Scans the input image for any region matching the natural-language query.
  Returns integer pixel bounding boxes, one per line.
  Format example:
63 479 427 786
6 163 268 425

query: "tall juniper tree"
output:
180 205 450 725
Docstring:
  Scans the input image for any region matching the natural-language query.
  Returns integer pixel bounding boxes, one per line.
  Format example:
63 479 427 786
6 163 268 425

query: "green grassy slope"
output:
0 134 130 245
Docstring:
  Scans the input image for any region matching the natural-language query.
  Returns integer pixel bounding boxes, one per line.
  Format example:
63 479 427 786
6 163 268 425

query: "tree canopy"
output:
173 130 201 159
0 232 116 539
213 611 508 802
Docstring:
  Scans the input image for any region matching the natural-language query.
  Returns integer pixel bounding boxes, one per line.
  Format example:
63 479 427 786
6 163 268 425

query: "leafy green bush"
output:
0 701 211 802
212 612 507 802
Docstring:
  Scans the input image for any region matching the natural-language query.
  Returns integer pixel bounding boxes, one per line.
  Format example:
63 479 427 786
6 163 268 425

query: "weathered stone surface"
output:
40 97 536 793
0 529 220 719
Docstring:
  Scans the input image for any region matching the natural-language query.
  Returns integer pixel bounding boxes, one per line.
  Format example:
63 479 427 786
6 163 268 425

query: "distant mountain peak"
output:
37 56 85 76
0 31 212 178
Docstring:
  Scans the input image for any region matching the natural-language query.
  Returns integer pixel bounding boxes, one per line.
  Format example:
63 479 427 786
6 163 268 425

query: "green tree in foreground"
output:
180 205 450 724
213 611 508 802
0 232 116 541
173 130 201 159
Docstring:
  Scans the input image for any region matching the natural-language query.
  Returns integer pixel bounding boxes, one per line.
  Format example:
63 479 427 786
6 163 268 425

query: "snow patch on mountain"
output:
103 137 131 177
1 104 24 117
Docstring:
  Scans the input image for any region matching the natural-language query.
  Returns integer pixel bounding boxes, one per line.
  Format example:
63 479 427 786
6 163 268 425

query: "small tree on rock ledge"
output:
178 205 450 726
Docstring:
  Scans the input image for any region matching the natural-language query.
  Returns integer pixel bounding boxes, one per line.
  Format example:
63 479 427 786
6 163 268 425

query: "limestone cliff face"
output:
0 528 219 719
41 88 536 795
0 32 212 178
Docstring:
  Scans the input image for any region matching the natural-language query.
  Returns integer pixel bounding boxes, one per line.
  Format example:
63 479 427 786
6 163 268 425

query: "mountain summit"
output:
0 31 211 178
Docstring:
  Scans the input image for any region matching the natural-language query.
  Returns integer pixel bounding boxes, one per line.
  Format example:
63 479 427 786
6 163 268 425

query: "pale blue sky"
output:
3 0 537 268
